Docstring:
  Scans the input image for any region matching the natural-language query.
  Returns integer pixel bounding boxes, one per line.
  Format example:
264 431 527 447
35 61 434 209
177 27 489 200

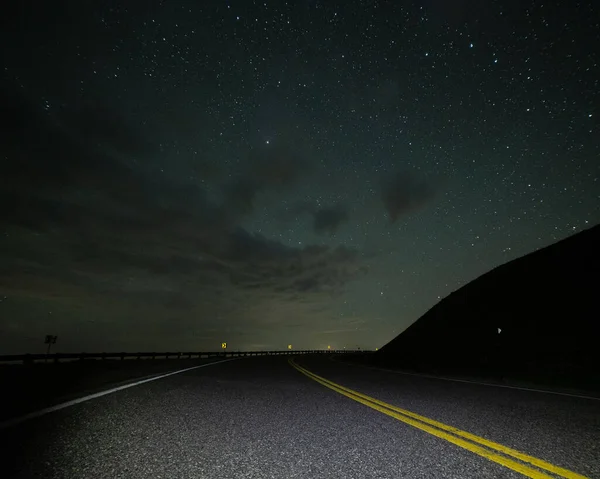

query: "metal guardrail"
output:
0 350 368 365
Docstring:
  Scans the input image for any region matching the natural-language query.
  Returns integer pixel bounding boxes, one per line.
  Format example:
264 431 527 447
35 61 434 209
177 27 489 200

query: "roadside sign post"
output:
44 335 58 362
221 342 227 356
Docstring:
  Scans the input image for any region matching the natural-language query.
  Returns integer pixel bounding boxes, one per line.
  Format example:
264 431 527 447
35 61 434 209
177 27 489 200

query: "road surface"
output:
0 355 598 478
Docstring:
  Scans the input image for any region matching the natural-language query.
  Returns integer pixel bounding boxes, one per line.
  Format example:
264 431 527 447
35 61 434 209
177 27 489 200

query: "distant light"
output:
469 43 473 48
375 347 379 351
265 140 270 145
327 345 331 350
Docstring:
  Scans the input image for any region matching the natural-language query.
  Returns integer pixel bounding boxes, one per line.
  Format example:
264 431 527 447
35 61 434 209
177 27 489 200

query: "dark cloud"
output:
0 81 37 144
0 85 366 326
313 205 349 235
381 171 436 222
222 178 261 217
224 234 366 295
247 143 309 188
278 202 349 235
221 143 312 218
188 157 223 182
61 103 153 157
0 84 145 219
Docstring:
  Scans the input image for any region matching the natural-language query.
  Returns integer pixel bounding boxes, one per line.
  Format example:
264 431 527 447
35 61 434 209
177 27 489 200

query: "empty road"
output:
0 355 598 478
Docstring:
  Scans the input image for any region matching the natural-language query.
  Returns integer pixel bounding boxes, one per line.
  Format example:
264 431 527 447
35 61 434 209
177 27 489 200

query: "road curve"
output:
0 355 598 478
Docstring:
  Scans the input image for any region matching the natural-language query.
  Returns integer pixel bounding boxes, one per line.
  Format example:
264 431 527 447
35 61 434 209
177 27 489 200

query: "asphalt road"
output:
0 355 598 478
0 357 227 422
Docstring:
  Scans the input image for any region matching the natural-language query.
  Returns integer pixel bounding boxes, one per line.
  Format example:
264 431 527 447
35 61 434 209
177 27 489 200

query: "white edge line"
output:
331 357 600 401
0 358 237 430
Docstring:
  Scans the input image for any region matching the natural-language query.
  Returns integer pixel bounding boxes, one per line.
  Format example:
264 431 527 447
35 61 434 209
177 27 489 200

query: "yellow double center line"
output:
289 359 588 479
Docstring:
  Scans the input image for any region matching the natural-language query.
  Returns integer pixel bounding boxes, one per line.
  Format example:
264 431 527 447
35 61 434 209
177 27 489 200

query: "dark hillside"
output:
378 225 600 390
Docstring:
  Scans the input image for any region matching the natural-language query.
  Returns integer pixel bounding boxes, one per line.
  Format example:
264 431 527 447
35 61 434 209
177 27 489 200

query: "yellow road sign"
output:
221 342 227 349
288 344 292 350
327 345 331 350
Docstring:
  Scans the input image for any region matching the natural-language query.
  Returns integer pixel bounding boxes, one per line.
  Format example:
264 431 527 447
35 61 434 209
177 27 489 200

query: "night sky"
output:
1 1 598 354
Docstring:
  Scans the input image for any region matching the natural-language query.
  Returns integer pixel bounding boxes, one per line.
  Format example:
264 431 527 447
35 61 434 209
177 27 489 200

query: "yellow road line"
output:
292 360 585 479
289 359 588 479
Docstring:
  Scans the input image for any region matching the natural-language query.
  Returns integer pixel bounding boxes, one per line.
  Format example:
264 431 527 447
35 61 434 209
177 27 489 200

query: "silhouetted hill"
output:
378 225 600 390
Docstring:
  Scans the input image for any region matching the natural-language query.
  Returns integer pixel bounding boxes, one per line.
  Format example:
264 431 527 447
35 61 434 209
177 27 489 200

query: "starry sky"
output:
0 0 598 354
